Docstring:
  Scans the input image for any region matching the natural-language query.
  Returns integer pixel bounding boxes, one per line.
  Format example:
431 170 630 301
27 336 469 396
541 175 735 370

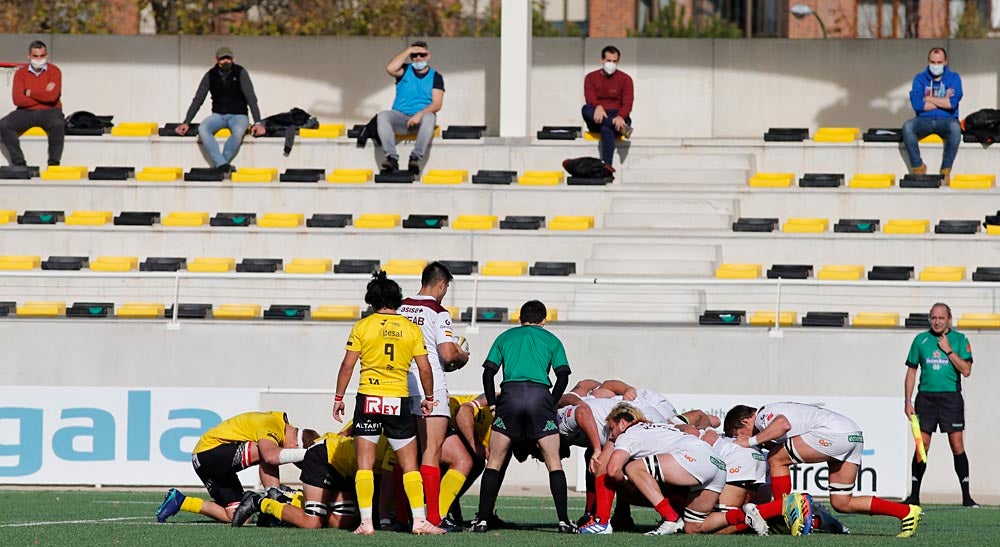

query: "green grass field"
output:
0 490 996 546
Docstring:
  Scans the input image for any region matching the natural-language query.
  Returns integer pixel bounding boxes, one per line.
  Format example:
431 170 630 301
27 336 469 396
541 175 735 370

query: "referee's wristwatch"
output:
946 350 954 356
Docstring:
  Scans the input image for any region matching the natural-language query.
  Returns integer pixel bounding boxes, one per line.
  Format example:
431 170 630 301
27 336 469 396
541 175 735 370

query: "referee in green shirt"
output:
903 302 977 507
471 300 577 534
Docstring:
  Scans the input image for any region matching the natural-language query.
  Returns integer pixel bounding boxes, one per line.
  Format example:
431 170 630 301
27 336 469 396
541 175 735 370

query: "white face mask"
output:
603 61 617 75
928 64 944 77
29 58 47 70
411 60 428 71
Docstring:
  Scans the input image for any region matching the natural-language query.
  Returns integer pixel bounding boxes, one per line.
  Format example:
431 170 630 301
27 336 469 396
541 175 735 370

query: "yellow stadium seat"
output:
65 211 113 226
313 305 360 321
814 127 859 142
257 213 304 228
22 126 46 136
162 211 209 227
41 166 87 180
715 263 762 279
90 256 139 272
817 265 864 281
213 128 233 137
957 313 1000 329
116 302 165 319
0 255 41 270
748 172 794 188
920 134 943 144
919 266 965 282
327 168 373 183
136 167 183 182
548 216 594 231
584 131 626 141
452 215 498 230
231 167 278 183
482 260 528 276
749 311 797 327
852 312 900 328
422 169 469 184
950 174 995 190
214 304 262 320
111 122 158 137
383 259 428 275
285 258 332 274
0 210 15 224
188 257 236 273
355 214 401 229
16 301 66 317
884 219 929 234
300 123 346 138
397 126 440 140
987 225 1000 236
849 173 894 189
511 307 558 322
518 171 564 186
446 305 460 319
782 218 828 233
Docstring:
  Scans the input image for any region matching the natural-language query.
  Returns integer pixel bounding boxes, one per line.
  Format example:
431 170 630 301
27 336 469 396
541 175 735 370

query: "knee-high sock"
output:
584 472 596 515
476 468 501 521
421 465 442 524
260 498 285 520
403 471 427 520
549 470 570 523
392 465 409 523
438 469 467 521
870 496 910 519
753 474 793 519
910 453 927 499
594 474 615 522
180 496 203 514
356 469 375 520
654 499 679 522
954 452 972 500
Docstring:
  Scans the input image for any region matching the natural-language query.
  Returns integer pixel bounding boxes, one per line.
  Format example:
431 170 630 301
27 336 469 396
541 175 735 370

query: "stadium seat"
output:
900 173 943 188
165 303 213 319
334 259 379 273
188 257 236 273
0 209 15 224
884 219 929 234
42 256 88 270
919 134 943 144
817 264 864 280
452 215 498 230
111 122 158 137
834 219 879 233
22 126 46 136
67 302 114 318
482 261 528 276
472 170 516 184
715 263 762 279
263 304 310 320
584 131 626 141
813 127 859 142
327 168 373 183
445 305 460 319
312 305 360 321
90 256 139 272
422 169 468 184
529 262 575 276
782 218 828 233
852 312 900 328
355 214 401 229
935 220 980 234
849 173 894 189
214 304 262 320
548 216 594 230
733 217 778 232
972 266 1000 281
16 301 66 317
136 167 183 182
140 257 186 272
957 313 1000 328
767 264 813 279
402 214 448 229
518 171 564 186
382 259 428 275
950 174 995 190
868 265 914 280
0 255 41 270
17 210 62 225
299 123 345 138
699 310 746 325
162 211 210 227
40 165 87 180
764 128 808 141
748 311 797 327
918 266 966 282
510 307 558 323
285 258 332 274
308 214 352 228
905 312 931 329
236 258 282 273
213 128 234 137
280 168 325 183
231 167 278 183
500 215 545 230
801 311 848 327
748 172 794 187
65 211 113 226
397 126 440 140
799 173 844 187
115 303 164 319
461 307 508 322
115 212 160 226
257 213 304 228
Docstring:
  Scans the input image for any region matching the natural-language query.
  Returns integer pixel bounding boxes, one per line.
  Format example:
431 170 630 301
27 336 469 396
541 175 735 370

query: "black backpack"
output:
562 157 606 178
65 111 113 129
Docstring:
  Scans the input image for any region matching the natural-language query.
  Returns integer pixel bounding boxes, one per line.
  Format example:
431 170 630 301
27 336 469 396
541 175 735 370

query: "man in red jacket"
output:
0 40 64 167
582 45 633 177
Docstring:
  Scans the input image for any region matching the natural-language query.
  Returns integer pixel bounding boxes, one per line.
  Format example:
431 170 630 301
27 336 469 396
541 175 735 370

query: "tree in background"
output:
631 0 743 38
0 0 111 34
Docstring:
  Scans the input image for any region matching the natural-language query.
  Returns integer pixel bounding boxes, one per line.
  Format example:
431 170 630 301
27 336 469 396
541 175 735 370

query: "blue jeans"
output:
198 113 249 167
582 105 630 166
901 116 961 170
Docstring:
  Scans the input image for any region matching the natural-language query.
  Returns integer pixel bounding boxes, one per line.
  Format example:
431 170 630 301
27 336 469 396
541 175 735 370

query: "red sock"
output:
757 499 783 519
725 509 746 525
421 465 442 524
771 474 792 499
594 474 615 522
392 465 409 524
733 523 749 532
654 498 679 522
869 496 910 519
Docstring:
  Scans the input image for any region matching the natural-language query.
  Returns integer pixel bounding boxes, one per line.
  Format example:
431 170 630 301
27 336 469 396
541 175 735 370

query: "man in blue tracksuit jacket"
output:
902 47 963 184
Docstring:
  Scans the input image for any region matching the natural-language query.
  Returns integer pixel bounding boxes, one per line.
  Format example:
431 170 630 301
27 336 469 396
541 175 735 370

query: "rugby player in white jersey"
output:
398 261 470 528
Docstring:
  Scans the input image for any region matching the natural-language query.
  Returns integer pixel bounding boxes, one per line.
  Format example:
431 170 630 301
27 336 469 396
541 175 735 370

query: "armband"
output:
424 394 435 402
334 394 344 402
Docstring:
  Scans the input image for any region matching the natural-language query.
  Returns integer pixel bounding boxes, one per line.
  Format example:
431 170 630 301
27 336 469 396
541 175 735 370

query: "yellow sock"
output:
260 498 284 520
439 469 467 517
290 490 304 509
403 470 426 519
180 496 203 514
356 469 375 519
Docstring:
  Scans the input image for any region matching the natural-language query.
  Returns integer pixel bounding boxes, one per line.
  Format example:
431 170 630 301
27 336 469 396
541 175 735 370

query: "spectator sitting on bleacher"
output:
175 46 265 174
902 47 962 184
377 41 445 176
582 45 633 178
0 40 64 167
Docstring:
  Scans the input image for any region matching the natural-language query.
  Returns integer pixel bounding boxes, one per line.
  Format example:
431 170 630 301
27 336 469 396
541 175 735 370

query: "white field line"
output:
0 516 150 528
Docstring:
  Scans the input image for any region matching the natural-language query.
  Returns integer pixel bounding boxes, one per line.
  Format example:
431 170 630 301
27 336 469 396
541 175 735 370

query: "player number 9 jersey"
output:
346 312 428 398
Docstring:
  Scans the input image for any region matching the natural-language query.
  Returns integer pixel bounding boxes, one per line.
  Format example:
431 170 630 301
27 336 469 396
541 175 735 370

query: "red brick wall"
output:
787 0 856 38
918 0 949 38
589 0 636 37
105 0 139 34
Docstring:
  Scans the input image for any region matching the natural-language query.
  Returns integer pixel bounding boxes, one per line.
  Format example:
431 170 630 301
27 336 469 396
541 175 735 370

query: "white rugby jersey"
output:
712 435 766 484
614 422 706 459
558 396 668 448
755 402 862 442
398 294 454 396
634 389 679 420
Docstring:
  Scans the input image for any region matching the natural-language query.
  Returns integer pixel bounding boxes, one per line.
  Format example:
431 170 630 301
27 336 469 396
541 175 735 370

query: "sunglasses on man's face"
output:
410 52 428 59
218 56 233 61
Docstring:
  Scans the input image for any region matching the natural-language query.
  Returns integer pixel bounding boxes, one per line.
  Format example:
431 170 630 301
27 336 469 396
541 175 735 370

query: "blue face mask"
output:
411 61 428 71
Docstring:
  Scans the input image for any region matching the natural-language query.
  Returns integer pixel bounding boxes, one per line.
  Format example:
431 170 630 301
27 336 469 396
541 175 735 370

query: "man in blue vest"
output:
377 41 445 175
176 46 266 174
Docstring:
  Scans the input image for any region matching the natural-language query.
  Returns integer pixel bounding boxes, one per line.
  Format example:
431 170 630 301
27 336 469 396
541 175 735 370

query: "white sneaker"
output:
645 518 684 535
742 503 769 536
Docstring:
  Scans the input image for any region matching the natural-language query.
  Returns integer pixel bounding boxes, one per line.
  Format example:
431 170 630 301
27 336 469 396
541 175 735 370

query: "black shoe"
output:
901 495 921 506
963 498 981 508
558 520 580 534
230 491 261 527
408 156 421 175
440 516 464 533
264 486 292 503
380 156 399 172
468 518 488 533
487 511 516 529
609 513 635 532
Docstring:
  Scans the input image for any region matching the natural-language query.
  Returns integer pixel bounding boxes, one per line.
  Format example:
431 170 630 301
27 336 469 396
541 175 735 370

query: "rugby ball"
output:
443 336 470 373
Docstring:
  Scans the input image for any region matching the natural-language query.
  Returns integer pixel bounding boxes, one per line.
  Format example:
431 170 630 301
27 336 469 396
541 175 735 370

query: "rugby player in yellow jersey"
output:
438 393 491 526
155 411 318 524
332 271 444 535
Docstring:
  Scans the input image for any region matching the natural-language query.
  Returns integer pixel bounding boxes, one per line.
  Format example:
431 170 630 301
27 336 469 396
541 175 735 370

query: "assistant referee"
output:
903 302 977 507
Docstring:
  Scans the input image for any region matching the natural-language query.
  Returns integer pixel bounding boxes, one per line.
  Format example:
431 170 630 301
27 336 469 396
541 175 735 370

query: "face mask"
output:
411 61 428 71
928 64 944 77
603 61 617 75
29 58 47 70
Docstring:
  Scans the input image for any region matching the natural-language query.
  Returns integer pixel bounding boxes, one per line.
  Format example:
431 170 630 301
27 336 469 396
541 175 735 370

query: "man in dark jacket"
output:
902 47 963 184
176 46 265 173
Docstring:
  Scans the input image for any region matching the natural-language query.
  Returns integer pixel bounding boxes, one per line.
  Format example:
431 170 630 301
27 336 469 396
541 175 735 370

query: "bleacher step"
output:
583 258 716 276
